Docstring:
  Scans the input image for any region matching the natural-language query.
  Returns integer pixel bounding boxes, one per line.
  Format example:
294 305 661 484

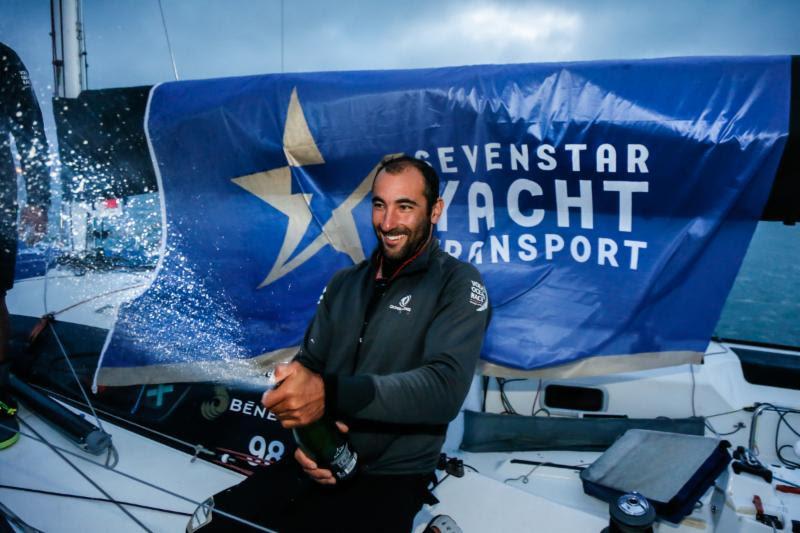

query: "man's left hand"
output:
261 362 325 428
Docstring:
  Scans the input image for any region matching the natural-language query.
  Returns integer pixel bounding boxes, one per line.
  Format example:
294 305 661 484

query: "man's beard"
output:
378 219 432 277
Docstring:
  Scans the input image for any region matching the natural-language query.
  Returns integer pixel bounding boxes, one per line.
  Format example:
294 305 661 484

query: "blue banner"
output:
95 56 790 386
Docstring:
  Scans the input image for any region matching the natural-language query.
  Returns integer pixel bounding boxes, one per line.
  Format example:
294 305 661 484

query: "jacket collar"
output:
372 237 439 281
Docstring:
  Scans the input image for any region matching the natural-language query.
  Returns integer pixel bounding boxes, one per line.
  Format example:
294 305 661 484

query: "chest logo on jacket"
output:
389 294 413 314
469 281 489 312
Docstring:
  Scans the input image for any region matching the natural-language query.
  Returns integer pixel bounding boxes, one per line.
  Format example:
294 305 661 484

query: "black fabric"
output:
762 55 799 224
334 374 375 416
0 362 9 389
53 86 156 202
200 459 433 533
0 234 14 291
322 373 339 415
734 346 800 391
1 42 49 293
0 42 50 212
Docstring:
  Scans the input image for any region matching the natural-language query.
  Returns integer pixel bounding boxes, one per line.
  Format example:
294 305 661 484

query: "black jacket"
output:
296 239 490 474
1 42 50 238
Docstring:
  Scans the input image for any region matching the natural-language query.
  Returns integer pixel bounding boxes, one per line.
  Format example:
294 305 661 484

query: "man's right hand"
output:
294 421 349 485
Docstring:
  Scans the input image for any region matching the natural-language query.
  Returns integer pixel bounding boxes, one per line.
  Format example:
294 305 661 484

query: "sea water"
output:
715 221 800 348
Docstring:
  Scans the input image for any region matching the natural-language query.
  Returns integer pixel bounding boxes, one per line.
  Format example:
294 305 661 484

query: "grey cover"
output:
579 429 720 502
461 410 705 452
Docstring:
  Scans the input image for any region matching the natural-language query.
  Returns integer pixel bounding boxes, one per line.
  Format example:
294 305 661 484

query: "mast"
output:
51 0 87 98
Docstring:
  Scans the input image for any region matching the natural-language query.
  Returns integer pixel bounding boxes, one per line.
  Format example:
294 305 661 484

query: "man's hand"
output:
261 362 325 428
20 205 47 245
294 422 349 485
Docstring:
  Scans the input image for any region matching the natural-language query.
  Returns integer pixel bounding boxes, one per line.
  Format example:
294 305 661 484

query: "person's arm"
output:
293 271 344 374
5 46 50 211
329 265 490 425
262 271 345 427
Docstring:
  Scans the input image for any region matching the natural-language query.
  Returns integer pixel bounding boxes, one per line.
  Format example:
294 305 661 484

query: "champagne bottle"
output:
264 366 358 481
293 417 358 481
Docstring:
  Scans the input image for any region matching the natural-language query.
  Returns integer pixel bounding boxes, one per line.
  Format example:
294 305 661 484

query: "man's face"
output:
371 165 442 263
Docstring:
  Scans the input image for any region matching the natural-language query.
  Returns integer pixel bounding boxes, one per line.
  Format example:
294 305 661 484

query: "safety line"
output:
2 419 275 532
17 417 151 532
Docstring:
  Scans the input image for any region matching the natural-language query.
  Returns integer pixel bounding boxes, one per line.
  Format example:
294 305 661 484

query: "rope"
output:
47 322 107 434
0 484 190 517
50 284 146 317
0 500 44 533
156 0 180 80
503 462 543 485
3 419 275 532
17 418 151 531
280 0 285 73
31 384 215 459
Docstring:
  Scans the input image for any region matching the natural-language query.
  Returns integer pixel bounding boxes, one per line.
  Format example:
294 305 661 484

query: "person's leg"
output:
0 292 8 364
1 232 19 449
300 473 432 533
352 474 432 533
1 231 15 365
193 457 313 532
0 291 19 450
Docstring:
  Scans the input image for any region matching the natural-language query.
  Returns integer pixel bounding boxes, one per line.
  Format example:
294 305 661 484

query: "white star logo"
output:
231 88 398 288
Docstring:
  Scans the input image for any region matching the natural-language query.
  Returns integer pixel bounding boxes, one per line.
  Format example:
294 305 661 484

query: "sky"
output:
1 0 800 169
2 0 800 101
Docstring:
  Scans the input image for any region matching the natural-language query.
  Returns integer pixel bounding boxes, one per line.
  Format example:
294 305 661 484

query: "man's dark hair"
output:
374 155 440 214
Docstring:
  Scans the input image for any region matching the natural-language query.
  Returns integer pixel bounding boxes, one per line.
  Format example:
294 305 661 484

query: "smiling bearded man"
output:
371 156 441 278
200 155 489 533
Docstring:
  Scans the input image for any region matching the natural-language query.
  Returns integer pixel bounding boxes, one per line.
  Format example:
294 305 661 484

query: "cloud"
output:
396 2 583 64
284 1 584 72
449 4 581 49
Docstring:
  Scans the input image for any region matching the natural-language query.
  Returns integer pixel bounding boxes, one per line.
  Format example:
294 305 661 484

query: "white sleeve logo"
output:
317 285 327 305
469 281 488 312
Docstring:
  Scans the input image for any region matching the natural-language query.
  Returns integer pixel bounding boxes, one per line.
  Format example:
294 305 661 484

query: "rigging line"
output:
29 383 215 459
78 0 88 89
280 0 285 73
0 421 207 507
704 420 743 437
106 441 120 469
705 407 747 419
504 462 543 484
5 421 276 533
48 322 107 434
59 0 65 97
130 384 147 415
531 379 542 416
156 0 180 81
0 484 191 517
49 0 58 96
779 411 800 438
509 459 587 471
776 413 800 469
777 446 800 469
51 283 146 317
689 363 697 418
42 243 55 314
16 418 151 532
0 500 44 533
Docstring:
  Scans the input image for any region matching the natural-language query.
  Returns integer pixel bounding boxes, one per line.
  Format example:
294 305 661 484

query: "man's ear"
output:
430 197 444 225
